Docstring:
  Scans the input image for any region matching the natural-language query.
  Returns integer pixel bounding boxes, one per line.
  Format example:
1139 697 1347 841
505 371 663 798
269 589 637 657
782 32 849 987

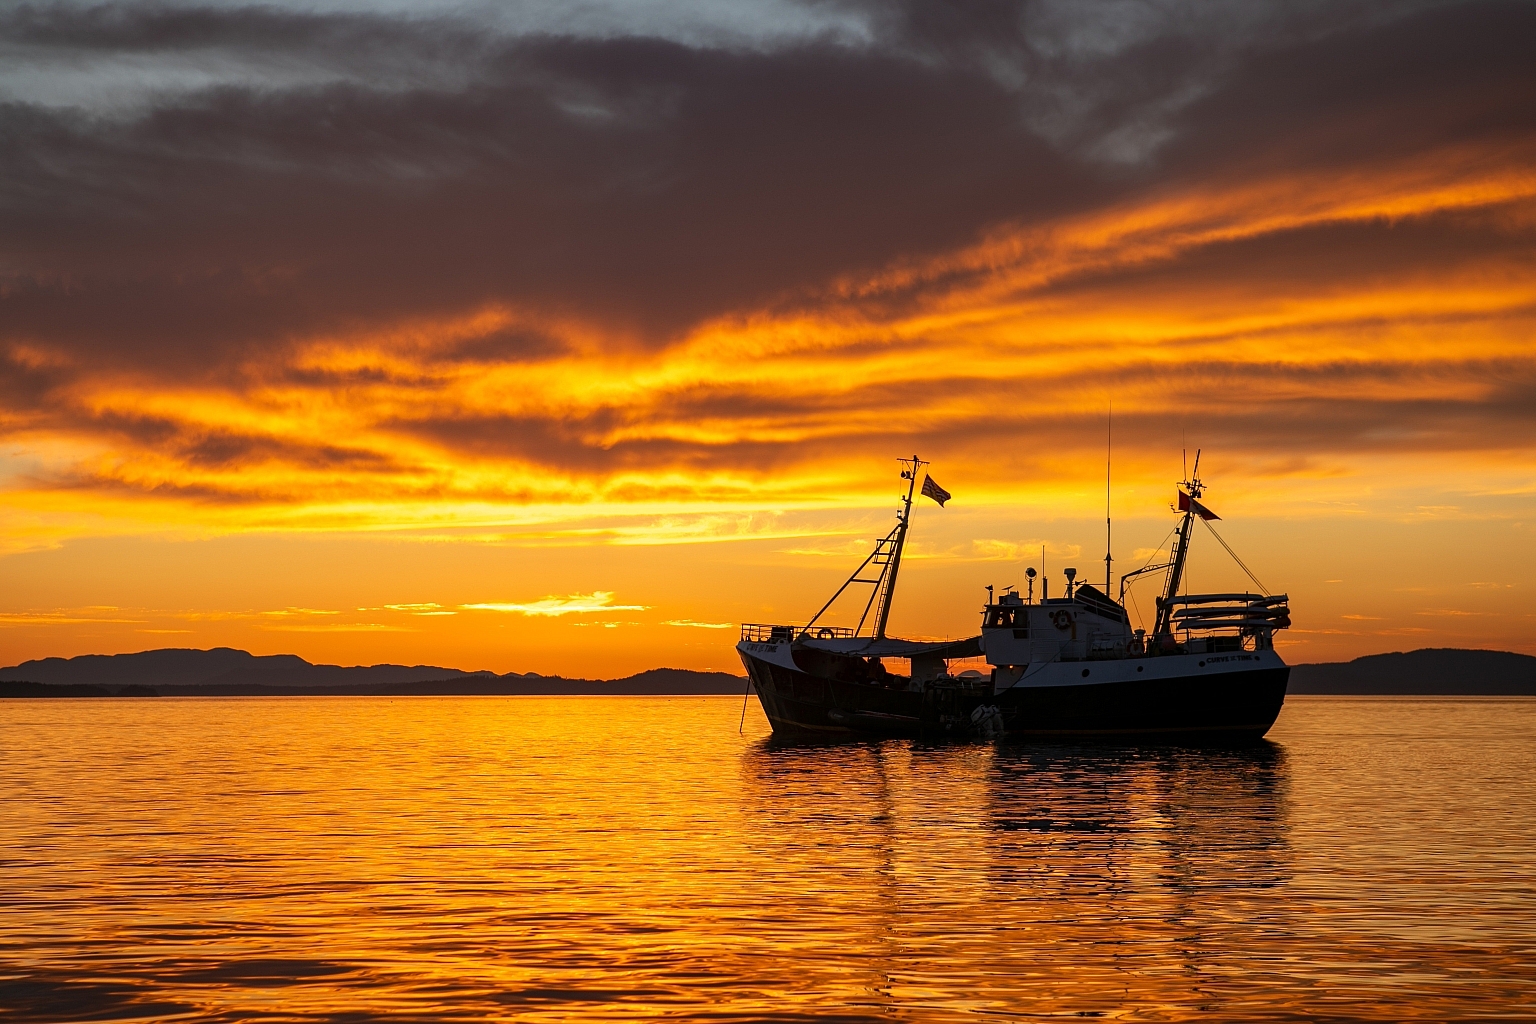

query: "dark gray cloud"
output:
0 9 1098 369
4 3 1521 355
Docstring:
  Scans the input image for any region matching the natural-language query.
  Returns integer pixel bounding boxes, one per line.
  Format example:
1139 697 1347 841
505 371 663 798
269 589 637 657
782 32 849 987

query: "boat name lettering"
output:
1204 654 1256 664
743 642 779 653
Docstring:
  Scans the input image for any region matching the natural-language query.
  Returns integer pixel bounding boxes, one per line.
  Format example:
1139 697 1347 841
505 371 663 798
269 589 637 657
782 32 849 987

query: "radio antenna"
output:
1105 404 1113 597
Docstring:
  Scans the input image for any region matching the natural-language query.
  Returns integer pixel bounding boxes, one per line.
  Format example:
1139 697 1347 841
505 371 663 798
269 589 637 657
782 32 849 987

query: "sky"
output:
2 0 1534 676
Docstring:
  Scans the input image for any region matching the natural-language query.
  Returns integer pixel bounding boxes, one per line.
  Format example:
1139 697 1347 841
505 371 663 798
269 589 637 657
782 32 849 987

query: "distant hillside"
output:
142 669 747 698
0 647 480 689
1289 648 1536 695
17 645 1528 699
0 648 746 697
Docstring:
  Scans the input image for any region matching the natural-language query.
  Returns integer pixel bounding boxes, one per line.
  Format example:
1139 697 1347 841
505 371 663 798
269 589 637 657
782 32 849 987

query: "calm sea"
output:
2 695 1533 1022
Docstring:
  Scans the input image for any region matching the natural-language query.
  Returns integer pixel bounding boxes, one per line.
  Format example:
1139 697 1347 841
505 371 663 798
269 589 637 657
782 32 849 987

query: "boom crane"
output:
800 456 926 640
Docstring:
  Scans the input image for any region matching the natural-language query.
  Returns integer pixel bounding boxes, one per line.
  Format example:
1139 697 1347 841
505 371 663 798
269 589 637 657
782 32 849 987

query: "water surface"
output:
2 695 1533 1021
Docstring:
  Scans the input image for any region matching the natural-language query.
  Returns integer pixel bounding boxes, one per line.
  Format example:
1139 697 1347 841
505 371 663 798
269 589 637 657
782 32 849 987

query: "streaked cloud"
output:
0 608 142 627
461 592 649 617
383 603 457 616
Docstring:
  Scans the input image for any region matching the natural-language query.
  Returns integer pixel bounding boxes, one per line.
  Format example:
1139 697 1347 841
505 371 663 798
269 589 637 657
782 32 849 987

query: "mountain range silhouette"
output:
2 646 1533 698
0 648 746 697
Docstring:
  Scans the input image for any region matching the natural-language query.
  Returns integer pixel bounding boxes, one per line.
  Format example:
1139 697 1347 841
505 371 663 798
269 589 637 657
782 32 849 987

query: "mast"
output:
1155 449 1201 636
873 455 923 639
1104 406 1112 596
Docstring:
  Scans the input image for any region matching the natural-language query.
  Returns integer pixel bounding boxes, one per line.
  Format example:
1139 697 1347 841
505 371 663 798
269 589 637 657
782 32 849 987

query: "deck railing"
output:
739 623 856 643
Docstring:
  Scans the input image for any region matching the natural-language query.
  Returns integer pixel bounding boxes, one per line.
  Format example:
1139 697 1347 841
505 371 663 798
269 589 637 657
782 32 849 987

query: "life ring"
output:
1050 610 1074 632
816 627 835 639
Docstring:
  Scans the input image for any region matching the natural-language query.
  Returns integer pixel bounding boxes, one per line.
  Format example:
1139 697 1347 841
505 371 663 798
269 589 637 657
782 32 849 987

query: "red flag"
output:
1178 490 1220 520
921 475 951 507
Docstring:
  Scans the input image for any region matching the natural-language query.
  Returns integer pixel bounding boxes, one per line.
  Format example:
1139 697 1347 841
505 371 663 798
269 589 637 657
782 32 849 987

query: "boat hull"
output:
998 667 1288 740
738 643 1288 742
738 644 978 736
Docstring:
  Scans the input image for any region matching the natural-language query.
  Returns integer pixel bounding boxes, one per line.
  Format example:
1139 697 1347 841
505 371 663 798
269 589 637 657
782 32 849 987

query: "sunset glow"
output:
3 1 1533 674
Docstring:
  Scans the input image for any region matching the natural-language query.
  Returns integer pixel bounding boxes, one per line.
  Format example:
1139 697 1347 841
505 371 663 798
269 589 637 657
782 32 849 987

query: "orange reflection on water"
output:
1 695 1533 1021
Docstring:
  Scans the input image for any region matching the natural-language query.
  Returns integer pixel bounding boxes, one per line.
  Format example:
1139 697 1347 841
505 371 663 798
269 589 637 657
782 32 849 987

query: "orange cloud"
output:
5 141 1532 547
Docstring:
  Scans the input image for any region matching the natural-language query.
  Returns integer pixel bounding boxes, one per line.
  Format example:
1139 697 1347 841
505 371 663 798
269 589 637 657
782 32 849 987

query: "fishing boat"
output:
737 454 1290 741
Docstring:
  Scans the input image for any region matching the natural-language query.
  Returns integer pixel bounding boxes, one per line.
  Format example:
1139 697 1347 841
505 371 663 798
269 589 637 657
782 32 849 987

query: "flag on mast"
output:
1178 491 1220 520
921 475 951 507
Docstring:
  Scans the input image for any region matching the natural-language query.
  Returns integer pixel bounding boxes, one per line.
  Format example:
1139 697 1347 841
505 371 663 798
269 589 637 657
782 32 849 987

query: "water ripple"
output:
1 695 1533 1021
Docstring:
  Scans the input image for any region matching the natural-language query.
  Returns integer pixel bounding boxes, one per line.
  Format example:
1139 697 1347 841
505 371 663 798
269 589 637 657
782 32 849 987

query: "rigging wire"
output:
1198 516 1269 594
1138 526 1178 573
1122 524 1177 629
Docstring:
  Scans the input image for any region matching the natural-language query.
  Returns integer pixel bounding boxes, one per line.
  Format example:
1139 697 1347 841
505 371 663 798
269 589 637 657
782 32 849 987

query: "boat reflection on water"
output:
737 736 1292 1019
985 741 1290 892
740 738 1290 874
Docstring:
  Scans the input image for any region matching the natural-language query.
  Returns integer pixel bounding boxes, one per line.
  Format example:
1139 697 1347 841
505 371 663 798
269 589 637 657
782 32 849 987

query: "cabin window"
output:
985 606 1022 628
